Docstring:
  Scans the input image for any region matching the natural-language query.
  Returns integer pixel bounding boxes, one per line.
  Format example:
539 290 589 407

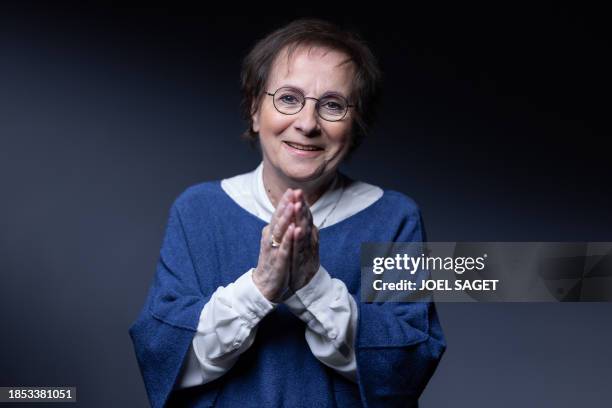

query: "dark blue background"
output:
1 6 610 407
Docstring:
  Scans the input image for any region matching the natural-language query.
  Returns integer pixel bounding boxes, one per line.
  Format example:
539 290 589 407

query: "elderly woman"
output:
129 19 445 408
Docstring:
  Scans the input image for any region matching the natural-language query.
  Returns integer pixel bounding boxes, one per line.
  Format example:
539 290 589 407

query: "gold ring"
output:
270 235 281 248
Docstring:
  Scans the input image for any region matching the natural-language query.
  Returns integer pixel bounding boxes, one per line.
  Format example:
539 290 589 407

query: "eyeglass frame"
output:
264 87 355 122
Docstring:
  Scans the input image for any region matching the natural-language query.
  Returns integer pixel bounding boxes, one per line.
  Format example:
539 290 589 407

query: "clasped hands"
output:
253 189 320 303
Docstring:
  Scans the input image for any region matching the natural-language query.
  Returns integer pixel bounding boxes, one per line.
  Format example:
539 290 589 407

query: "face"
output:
252 45 355 183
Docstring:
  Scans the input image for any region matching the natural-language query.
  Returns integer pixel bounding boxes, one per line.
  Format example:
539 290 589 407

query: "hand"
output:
289 189 320 292
252 189 296 302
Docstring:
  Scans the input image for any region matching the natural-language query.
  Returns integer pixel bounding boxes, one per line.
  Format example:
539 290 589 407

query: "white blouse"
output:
174 163 383 389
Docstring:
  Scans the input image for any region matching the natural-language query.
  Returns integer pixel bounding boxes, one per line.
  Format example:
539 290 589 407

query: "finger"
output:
275 189 293 217
277 223 294 267
260 225 273 255
281 188 294 205
293 189 306 208
300 198 313 224
293 201 312 236
272 202 294 243
293 226 302 241
292 191 313 224
291 226 305 287
260 225 270 245
295 209 308 237
287 188 298 203
270 189 293 232
293 189 302 203
291 224 299 269
292 201 302 225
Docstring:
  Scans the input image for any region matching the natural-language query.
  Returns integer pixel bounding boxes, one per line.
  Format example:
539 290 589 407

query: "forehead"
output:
268 45 355 95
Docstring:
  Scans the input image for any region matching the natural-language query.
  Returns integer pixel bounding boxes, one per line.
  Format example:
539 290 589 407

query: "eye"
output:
276 92 302 106
279 94 300 104
322 100 344 111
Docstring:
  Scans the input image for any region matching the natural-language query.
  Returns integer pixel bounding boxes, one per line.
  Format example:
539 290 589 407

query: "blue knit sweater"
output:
129 180 446 407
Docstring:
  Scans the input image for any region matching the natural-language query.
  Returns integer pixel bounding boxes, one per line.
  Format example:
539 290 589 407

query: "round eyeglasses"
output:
265 87 354 122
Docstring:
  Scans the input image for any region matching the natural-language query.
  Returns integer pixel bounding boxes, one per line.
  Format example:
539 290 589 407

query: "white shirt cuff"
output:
182 268 278 388
193 268 276 359
284 265 342 340
227 268 277 326
284 266 326 315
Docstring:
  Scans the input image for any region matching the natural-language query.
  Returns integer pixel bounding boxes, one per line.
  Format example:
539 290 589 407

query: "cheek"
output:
258 111 291 156
325 123 353 148
260 105 293 134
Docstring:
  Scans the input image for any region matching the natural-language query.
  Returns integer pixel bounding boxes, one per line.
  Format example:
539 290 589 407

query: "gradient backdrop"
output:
1 6 610 407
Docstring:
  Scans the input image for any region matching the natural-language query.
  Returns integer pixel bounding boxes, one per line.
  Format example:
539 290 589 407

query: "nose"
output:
293 99 321 137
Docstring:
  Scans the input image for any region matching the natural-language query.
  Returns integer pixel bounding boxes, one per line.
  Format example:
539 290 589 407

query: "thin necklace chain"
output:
317 176 345 229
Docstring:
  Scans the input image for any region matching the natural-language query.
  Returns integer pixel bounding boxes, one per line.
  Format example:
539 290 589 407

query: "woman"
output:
129 19 445 408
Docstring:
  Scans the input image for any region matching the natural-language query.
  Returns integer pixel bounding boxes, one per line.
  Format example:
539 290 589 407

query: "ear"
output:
251 99 260 133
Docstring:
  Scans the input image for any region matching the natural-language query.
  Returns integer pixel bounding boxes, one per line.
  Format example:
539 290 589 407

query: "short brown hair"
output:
240 18 382 154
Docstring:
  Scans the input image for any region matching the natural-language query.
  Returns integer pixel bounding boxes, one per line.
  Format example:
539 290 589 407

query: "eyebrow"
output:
276 84 348 100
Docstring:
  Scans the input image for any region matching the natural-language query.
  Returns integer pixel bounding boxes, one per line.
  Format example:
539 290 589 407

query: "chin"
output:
281 163 326 183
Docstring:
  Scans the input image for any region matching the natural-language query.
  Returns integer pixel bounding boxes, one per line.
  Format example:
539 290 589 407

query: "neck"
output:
262 162 337 208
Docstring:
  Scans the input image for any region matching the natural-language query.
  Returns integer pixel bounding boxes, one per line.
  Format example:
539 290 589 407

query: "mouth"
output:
283 141 324 151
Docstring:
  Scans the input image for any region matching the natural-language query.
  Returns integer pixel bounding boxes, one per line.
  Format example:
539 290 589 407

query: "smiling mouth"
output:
283 141 324 151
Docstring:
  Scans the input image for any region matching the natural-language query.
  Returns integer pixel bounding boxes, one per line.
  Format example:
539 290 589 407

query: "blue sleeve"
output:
128 201 219 408
354 201 446 407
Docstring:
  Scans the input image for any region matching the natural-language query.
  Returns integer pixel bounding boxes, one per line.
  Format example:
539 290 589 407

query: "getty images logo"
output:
372 253 488 275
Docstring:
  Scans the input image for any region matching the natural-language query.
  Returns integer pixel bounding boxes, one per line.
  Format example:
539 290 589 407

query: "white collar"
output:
221 162 383 228
252 163 346 228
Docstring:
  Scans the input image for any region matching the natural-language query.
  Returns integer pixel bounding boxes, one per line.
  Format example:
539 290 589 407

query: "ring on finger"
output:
270 234 281 248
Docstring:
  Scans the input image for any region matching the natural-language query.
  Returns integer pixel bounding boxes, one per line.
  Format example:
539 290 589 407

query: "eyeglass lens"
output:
272 87 348 121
